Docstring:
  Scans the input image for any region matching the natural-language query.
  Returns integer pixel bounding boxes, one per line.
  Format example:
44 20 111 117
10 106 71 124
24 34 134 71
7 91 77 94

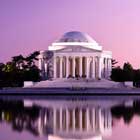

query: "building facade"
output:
38 31 112 80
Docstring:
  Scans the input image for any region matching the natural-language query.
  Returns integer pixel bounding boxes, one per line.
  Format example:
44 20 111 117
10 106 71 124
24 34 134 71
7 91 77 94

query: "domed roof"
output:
57 31 96 43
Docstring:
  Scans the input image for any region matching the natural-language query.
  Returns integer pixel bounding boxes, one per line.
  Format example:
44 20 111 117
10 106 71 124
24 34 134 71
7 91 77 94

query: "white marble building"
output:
38 31 112 80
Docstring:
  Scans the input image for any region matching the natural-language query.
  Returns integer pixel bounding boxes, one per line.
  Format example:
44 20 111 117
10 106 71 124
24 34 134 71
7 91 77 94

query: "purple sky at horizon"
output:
0 0 140 68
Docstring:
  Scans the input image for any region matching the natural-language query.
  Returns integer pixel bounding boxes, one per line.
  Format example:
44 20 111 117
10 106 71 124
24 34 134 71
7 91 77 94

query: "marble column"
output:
44 112 47 126
86 108 90 131
38 58 43 78
66 57 69 78
72 57 75 77
107 58 110 78
92 57 95 79
60 57 63 78
53 57 57 78
72 109 75 130
92 108 95 131
98 57 102 79
103 58 105 78
79 57 82 77
98 108 103 132
53 108 57 131
44 63 47 77
60 108 63 130
66 109 69 131
38 58 42 70
108 59 112 78
86 57 89 78
105 58 108 78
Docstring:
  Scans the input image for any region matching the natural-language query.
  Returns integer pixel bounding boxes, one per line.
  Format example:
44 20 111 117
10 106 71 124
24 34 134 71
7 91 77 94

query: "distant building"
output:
38 31 112 80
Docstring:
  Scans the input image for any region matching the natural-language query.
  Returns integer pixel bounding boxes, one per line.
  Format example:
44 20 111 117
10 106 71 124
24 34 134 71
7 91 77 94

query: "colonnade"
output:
52 107 112 133
36 105 112 136
53 56 112 79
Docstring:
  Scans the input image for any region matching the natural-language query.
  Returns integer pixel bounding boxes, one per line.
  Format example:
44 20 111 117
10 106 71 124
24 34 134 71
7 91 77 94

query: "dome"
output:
57 31 96 43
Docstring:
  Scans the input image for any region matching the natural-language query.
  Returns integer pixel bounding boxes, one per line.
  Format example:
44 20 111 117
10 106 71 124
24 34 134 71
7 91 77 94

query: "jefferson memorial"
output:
38 31 112 80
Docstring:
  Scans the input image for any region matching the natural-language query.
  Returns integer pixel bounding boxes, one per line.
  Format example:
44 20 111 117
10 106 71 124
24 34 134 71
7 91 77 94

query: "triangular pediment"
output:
56 46 100 53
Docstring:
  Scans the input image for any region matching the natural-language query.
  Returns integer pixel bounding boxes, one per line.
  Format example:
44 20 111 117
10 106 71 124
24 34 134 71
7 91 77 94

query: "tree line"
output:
0 52 140 88
0 51 41 87
111 59 140 87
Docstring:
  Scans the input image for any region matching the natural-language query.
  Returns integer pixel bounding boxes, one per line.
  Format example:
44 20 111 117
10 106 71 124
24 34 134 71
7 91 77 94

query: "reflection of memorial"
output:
33 101 112 140
0 99 128 140
1 99 140 140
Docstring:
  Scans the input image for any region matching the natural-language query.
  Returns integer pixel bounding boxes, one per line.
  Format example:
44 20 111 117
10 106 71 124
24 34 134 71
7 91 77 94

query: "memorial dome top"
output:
57 31 97 43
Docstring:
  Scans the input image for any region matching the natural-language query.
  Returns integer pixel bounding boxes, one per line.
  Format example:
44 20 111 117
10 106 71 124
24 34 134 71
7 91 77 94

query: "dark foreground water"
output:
0 97 140 140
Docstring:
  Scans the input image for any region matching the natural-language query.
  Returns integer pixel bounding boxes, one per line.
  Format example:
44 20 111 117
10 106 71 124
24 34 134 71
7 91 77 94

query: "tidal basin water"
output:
0 97 140 140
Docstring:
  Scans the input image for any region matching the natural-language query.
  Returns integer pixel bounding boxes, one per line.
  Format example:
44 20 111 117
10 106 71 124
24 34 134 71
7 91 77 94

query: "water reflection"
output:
0 100 41 135
0 99 140 139
111 101 140 124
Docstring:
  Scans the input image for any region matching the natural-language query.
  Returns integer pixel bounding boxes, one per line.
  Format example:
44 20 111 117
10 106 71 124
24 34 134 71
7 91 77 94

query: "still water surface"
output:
0 98 140 140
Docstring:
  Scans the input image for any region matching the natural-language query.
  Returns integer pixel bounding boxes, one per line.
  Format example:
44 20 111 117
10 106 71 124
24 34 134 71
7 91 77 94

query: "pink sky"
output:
0 0 140 68
108 116 140 140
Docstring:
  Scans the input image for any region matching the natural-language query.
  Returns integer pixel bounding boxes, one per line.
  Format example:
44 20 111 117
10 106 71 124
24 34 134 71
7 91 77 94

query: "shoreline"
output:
0 87 140 100
0 87 140 93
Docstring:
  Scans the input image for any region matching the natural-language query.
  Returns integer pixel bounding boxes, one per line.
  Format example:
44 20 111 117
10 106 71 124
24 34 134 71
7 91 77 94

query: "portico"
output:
38 31 112 80
53 55 112 79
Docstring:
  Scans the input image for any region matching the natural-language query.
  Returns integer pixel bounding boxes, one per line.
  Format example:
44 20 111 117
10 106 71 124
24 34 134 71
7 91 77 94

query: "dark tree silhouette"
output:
0 51 41 87
123 62 134 81
112 59 118 68
25 51 40 67
12 55 24 68
111 66 125 82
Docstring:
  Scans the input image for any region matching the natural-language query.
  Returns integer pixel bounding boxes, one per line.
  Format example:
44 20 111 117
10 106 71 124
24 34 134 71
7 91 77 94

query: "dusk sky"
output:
1 0 140 68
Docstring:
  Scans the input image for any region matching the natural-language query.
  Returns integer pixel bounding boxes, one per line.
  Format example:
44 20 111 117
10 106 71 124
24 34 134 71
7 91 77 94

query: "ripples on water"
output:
0 98 140 140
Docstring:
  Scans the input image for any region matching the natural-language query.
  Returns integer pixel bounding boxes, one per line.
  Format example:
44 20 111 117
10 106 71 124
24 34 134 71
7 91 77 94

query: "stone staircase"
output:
32 79 122 88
